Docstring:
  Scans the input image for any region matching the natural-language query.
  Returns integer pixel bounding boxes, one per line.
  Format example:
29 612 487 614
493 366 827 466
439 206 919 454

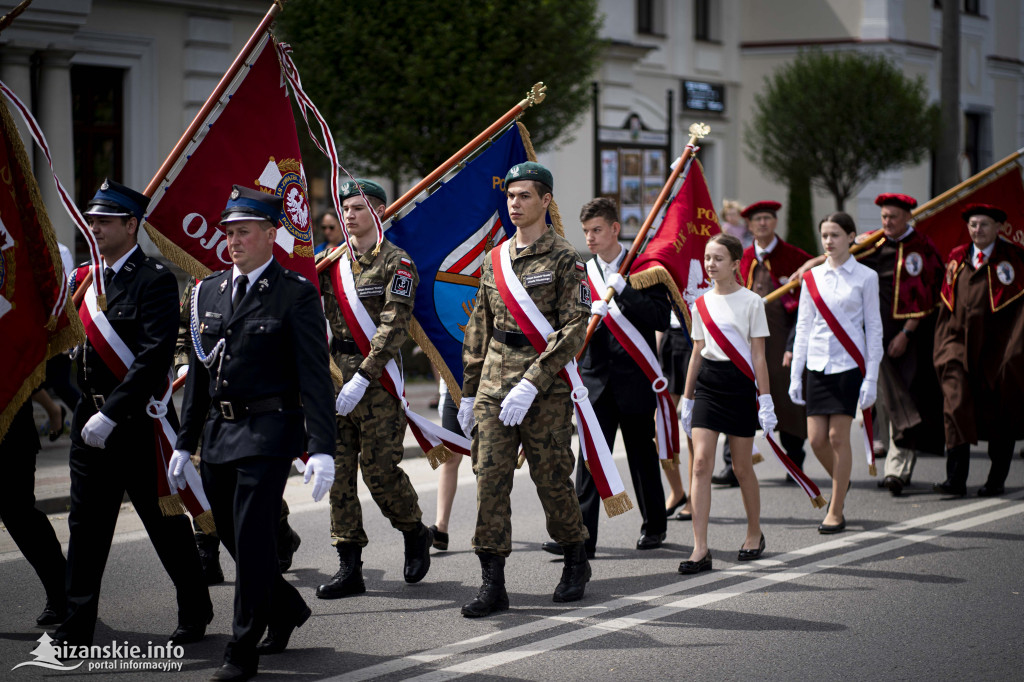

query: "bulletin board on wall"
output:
596 113 670 241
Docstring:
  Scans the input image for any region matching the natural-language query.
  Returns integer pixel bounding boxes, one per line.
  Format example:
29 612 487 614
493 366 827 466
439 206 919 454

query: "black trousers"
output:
201 456 307 671
723 430 806 470
576 391 666 553
945 439 1015 489
0 403 66 606
61 423 211 645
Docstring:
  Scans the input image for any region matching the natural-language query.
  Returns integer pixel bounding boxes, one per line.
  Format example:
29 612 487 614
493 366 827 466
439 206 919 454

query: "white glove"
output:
81 412 116 449
304 453 334 502
590 299 609 318
498 379 538 426
757 394 778 434
292 457 306 474
167 450 192 491
335 372 370 416
680 398 695 438
458 397 476 437
858 379 877 410
606 272 626 295
788 376 806 406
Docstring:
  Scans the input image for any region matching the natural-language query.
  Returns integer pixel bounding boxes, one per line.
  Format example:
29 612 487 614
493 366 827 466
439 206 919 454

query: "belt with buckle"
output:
89 393 106 410
331 337 360 355
492 328 531 347
215 395 302 421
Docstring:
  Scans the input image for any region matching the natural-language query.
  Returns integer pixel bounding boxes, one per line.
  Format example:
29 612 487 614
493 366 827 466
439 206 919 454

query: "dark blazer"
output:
176 259 336 463
579 261 671 412
73 246 179 431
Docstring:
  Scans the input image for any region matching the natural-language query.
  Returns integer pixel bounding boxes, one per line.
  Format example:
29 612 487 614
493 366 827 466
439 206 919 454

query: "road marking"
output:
325 493 1023 682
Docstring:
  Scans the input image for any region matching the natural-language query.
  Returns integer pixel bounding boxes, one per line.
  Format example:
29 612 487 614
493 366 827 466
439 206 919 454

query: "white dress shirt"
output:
595 243 625 281
791 255 883 383
754 236 779 262
970 242 995 267
231 257 274 303
104 244 140 275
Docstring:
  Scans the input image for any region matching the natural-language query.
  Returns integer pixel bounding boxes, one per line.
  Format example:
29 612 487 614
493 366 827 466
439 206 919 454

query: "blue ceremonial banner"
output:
387 124 528 391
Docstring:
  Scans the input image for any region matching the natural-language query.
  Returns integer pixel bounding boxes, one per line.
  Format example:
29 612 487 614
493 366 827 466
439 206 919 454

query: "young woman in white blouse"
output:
789 213 882 533
679 234 777 574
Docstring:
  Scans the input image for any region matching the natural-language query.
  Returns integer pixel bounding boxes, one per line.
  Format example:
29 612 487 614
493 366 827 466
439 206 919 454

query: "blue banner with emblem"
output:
387 124 529 391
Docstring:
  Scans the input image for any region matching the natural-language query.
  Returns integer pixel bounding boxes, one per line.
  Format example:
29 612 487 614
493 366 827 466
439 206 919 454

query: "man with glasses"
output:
314 210 343 255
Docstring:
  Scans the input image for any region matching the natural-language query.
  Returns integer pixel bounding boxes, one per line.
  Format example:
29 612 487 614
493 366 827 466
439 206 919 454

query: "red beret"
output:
874 193 917 211
741 200 782 219
962 203 1007 223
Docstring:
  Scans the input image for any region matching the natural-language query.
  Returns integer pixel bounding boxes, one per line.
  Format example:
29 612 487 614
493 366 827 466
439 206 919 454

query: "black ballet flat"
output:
678 551 712 575
665 493 687 516
737 533 766 561
49 406 66 441
818 517 846 534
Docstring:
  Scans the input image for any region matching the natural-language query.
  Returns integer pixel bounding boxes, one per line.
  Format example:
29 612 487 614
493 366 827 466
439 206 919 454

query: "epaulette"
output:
283 269 308 283
141 256 167 272
202 269 229 282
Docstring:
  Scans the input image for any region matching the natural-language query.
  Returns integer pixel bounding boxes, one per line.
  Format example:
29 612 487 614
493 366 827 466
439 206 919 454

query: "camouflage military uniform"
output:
462 226 590 557
318 240 423 547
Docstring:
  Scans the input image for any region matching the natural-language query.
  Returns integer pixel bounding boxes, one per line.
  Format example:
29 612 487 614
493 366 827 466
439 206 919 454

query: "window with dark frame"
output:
637 0 654 34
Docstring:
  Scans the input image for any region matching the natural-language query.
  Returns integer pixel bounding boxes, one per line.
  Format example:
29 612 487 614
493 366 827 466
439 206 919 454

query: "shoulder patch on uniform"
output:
390 270 413 297
399 256 412 267
575 260 585 272
580 281 592 306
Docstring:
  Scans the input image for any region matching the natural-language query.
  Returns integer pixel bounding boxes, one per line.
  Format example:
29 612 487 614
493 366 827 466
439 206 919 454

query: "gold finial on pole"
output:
688 122 710 139
518 82 547 110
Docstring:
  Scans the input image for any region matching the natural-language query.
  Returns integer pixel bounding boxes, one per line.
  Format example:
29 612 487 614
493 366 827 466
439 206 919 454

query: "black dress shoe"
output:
256 603 312 655
818 516 846 534
636 532 666 550
541 541 563 556
737 533 766 561
882 475 904 496
429 525 449 551
170 611 213 645
711 468 739 487
35 599 65 627
977 485 1005 497
674 509 692 521
209 663 256 681
678 551 712 575
932 481 966 497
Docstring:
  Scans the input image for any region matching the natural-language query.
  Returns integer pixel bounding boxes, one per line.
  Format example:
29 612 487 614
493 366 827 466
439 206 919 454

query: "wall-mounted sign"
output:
597 113 669 240
683 80 725 113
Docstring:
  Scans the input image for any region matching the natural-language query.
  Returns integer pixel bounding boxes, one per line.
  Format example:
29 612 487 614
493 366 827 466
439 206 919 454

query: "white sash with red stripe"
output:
585 260 679 466
694 296 826 508
329 253 470 465
79 282 213 524
801 270 877 475
492 241 633 517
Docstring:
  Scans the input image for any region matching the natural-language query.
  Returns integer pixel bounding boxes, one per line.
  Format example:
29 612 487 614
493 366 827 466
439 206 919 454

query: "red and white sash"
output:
79 281 213 528
801 270 877 475
329 253 470 466
492 241 633 517
585 261 679 467
694 296 826 508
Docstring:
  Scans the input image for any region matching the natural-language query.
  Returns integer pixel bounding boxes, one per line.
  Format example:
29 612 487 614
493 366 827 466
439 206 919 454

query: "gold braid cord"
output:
143 222 212 281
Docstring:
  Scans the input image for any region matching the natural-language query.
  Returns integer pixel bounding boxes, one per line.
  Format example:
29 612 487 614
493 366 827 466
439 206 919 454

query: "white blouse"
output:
691 287 769 362
791 256 883 382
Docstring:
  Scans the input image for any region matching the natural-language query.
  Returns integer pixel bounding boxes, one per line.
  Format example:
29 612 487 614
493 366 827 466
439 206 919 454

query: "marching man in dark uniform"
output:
540 197 670 557
171 186 336 682
55 180 212 647
460 162 591 617
932 204 1024 496
314 179 433 600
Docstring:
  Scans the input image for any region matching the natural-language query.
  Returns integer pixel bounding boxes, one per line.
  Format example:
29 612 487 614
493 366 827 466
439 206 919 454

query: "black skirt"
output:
658 328 692 395
692 359 758 437
805 368 861 417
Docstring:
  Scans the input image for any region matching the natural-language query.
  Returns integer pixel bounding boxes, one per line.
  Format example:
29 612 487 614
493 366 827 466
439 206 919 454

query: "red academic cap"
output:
741 200 782 219
961 203 1007 223
874 193 918 211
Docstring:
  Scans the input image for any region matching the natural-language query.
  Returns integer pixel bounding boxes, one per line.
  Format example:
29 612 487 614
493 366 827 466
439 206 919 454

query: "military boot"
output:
316 543 365 599
277 518 301 573
403 523 432 584
195 532 224 586
552 542 591 603
461 552 509 618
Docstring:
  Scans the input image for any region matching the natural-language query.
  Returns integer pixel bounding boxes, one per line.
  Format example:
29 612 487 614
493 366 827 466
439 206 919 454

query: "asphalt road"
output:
1 438 1021 681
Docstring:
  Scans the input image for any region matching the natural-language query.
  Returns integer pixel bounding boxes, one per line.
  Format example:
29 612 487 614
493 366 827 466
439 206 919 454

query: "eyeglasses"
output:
321 224 337 231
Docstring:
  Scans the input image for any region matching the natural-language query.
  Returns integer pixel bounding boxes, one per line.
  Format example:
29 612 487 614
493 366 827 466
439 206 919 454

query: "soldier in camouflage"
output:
315 179 432 599
175 281 301 585
459 162 592 618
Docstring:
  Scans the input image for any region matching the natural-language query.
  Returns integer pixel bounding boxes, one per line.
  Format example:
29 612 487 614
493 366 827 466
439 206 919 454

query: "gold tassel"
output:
517 120 565 238
602 491 634 518
516 451 527 469
811 494 828 509
371 241 382 258
329 357 346 388
193 509 217 535
96 294 107 311
868 463 877 477
142 222 212 281
752 453 764 465
661 458 678 471
425 444 453 470
158 493 187 517
409 319 462 403
583 459 591 473
626 266 694 332
0 363 46 445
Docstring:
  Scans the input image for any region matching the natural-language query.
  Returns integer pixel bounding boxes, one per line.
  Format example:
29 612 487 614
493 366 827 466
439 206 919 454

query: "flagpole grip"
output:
576 123 710 360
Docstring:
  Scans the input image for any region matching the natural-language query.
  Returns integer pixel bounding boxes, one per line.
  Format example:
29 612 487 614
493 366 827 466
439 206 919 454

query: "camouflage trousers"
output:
472 391 587 557
329 385 422 547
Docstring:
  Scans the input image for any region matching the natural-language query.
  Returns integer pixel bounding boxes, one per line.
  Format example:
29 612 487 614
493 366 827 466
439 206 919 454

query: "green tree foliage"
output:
276 0 602 185
744 50 941 211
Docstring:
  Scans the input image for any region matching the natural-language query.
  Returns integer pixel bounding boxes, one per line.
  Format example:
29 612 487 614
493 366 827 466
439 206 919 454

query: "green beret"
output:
505 162 553 192
339 178 387 204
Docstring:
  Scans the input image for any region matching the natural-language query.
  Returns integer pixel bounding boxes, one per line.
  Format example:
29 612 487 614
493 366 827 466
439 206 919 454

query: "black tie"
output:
232 275 248 311
103 267 115 288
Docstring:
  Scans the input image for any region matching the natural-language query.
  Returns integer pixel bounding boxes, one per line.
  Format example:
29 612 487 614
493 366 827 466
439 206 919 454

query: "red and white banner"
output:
493 241 633 517
80 283 212 524
328 252 470 466
801 270 877 475
585 261 679 465
694 296 826 508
